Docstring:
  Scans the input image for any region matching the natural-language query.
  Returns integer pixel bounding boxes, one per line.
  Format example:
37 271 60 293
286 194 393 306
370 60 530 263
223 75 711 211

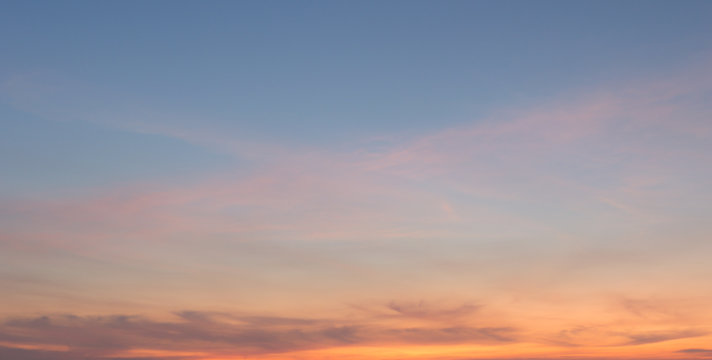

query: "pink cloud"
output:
2 59 711 257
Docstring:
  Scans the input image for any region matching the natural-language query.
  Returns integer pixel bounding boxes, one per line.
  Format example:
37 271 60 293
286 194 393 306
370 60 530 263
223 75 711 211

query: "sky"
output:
1 1 712 359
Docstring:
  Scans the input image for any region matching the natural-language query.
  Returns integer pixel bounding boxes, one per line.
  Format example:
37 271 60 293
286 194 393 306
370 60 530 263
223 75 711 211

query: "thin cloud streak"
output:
4 61 711 249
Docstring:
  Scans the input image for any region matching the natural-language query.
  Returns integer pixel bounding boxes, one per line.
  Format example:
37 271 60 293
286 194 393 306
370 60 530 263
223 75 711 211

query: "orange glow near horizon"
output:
4 337 712 360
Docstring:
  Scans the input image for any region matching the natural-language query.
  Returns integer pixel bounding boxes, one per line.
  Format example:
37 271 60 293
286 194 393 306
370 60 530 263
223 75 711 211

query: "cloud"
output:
624 329 707 345
386 301 480 320
3 57 712 262
0 346 77 360
678 348 712 356
547 323 709 348
0 344 197 360
381 326 515 344
349 301 482 325
0 306 516 359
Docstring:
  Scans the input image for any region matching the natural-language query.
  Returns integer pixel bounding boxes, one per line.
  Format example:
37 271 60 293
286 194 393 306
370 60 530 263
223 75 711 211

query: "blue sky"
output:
3 1 712 195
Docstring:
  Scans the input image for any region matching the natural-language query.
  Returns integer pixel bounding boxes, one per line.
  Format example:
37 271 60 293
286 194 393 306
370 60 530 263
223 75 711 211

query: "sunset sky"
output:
2 1 712 359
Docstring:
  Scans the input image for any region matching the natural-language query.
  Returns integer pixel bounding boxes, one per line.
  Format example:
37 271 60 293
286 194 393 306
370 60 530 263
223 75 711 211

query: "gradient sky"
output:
2 1 712 360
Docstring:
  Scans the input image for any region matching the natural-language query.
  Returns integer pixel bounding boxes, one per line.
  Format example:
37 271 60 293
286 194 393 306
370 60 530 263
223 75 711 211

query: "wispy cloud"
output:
624 330 706 345
0 306 516 359
677 348 712 358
